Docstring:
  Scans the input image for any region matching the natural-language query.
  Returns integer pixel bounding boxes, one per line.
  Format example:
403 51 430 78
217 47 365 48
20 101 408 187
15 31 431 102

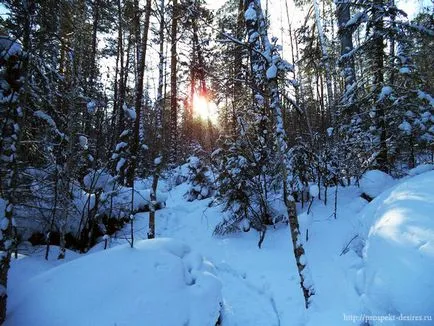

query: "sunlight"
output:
192 93 218 124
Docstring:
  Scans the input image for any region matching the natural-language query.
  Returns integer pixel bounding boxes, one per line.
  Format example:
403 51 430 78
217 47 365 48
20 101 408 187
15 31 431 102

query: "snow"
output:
33 110 65 138
398 119 411 134
6 239 222 326
154 156 162 165
115 141 128 151
309 184 319 198
0 37 22 58
417 90 434 107
378 86 393 101
8 167 434 326
399 67 410 74
78 135 88 150
83 169 115 191
357 171 434 320
359 170 394 199
86 100 96 114
266 64 278 79
123 103 137 121
244 4 257 22
345 11 366 29
408 163 433 176
116 157 126 172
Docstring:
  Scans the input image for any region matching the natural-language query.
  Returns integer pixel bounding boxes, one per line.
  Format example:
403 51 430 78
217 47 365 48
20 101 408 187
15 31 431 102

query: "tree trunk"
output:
149 0 165 239
372 0 388 171
170 0 179 165
335 0 356 106
313 0 335 125
127 0 152 186
245 0 314 308
0 3 32 321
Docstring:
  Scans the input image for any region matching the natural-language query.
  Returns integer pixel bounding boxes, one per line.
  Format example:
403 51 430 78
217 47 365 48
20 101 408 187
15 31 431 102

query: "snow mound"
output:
359 170 394 199
407 163 434 176
6 239 222 326
358 171 434 320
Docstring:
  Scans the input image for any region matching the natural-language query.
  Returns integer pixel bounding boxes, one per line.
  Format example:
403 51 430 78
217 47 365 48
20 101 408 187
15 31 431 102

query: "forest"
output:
1 0 433 325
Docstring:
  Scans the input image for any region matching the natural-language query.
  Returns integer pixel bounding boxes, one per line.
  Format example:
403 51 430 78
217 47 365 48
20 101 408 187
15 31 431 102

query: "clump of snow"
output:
378 86 393 101
309 184 319 198
244 4 256 22
33 110 65 139
86 101 97 114
115 141 128 151
0 37 22 58
399 67 410 74
358 171 434 319
123 103 136 121
116 157 126 172
6 238 222 326
154 156 162 166
266 64 278 79
83 169 115 192
417 90 434 107
359 170 394 199
398 119 411 135
78 135 88 150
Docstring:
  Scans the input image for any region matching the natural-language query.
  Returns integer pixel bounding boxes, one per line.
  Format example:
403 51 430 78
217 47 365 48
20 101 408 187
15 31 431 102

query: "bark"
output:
127 0 152 186
335 0 356 106
372 0 388 171
232 0 245 135
313 0 335 125
45 166 59 260
0 2 32 321
149 0 165 240
115 0 125 144
170 0 179 165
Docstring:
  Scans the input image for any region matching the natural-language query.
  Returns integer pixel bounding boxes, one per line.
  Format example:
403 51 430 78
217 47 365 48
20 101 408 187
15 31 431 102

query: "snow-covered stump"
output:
359 169 394 202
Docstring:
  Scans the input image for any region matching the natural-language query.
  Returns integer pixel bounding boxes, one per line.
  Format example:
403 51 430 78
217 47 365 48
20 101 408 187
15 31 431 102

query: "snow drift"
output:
6 239 222 326
359 169 394 199
358 170 434 321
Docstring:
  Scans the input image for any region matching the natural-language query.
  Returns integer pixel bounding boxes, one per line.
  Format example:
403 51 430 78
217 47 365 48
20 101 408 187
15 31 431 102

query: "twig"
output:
340 234 359 256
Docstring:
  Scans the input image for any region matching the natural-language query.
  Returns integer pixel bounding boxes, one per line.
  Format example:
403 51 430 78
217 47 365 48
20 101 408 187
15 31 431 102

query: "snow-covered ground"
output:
7 167 434 325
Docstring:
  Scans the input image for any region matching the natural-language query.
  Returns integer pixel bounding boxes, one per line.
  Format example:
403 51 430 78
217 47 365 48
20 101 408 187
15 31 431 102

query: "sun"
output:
192 93 218 124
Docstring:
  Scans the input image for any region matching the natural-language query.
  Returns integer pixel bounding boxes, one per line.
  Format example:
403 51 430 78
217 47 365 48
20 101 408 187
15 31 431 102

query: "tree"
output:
148 0 165 240
0 36 26 324
170 0 179 165
126 0 152 186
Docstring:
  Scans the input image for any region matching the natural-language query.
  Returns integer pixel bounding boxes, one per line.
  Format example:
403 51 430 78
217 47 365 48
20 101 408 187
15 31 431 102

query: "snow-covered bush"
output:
185 156 213 201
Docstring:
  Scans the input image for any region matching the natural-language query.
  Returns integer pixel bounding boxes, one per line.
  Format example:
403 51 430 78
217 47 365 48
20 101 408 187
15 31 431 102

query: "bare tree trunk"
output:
45 165 59 260
313 0 335 125
372 0 388 171
149 0 165 239
170 0 179 165
335 0 357 106
127 0 152 186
